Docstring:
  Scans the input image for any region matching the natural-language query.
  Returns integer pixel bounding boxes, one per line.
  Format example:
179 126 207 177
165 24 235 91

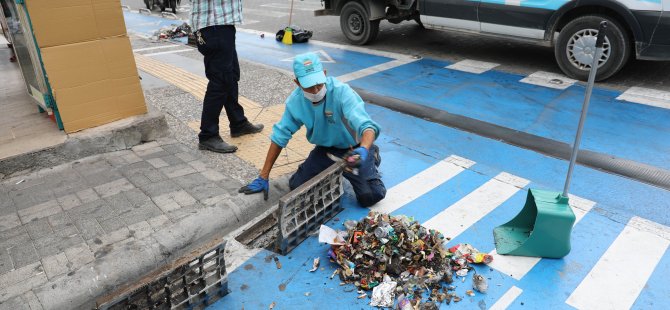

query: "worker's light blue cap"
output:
293 52 326 88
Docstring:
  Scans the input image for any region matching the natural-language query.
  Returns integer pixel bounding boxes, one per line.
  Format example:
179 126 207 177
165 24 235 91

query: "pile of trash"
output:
320 212 493 308
153 22 192 40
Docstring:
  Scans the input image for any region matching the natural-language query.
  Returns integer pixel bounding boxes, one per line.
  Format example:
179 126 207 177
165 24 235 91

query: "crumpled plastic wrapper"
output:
473 274 488 293
370 280 397 308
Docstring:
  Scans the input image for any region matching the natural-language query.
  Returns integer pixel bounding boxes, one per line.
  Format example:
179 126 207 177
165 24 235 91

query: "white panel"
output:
481 23 545 40
423 172 530 240
370 155 475 215
490 286 523 310
446 59 500 74
421 15 480 32
616 86 670 110
566 216 670 310
337 59 418 83
520 71 577 90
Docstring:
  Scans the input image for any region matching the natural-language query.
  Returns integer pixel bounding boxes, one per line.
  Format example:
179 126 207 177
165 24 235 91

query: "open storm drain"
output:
235 163 345 255
96 240 229 310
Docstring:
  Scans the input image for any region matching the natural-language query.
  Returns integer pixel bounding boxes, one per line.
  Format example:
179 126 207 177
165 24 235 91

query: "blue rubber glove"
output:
344 146 368 168
239 176 269 200
353 146 368 162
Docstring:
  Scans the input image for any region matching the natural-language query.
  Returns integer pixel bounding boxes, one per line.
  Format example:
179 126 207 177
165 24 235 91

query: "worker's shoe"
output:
371 144 381 167
230 122 264 137
199 136 238 153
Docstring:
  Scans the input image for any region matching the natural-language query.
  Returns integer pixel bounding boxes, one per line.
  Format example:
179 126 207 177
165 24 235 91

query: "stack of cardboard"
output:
26 0 146 133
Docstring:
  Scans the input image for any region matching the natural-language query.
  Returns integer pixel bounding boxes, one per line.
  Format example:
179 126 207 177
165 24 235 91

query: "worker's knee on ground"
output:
357 192 384 207
356 180 386 207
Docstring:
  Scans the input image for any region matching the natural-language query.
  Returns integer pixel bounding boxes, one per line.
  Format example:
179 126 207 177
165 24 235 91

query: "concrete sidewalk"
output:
0 138 290 309
0 35 300 309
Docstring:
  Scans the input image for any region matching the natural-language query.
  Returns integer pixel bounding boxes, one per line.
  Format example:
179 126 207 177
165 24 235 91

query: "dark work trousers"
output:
289 145 387 207
196 25 248 142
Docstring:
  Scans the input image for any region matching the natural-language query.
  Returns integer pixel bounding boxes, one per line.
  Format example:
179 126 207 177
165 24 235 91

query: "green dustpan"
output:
493 21 609 259
493 189 576 258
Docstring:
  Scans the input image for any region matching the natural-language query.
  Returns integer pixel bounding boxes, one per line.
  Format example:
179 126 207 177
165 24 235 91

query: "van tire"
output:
340 1 380 45
555 15 630 81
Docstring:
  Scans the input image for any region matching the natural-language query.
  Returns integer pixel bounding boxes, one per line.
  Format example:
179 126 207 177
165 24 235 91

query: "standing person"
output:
191 0 263 153
239 52 386 207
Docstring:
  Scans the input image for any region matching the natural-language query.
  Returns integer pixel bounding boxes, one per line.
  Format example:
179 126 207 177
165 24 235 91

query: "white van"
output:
315 0 670 80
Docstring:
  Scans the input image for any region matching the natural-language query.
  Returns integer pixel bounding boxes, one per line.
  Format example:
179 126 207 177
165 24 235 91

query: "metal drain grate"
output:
97 240 228 310
276 163 344 255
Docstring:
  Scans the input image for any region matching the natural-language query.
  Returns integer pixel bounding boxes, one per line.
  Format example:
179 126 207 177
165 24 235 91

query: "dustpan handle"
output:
562 21 608 198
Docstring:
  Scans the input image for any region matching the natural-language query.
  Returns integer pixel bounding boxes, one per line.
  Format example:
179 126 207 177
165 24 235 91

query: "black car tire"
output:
555 15 630 81
144 0 154 10
340 1 380 45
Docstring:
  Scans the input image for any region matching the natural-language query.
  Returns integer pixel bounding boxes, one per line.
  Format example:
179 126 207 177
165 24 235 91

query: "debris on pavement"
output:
269 301 276 309
321 211 493 308
152 22 192 40
319 224 346 245
309 257 320 272
369 276 397 308
274 256 282 269
473 274 488 293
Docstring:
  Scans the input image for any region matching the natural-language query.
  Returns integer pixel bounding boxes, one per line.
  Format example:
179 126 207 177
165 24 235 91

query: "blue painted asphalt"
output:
125 12 670 172
210 106 670 309
122 13 670 309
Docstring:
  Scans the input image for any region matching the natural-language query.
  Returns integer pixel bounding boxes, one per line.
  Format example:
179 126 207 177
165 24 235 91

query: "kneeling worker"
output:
239 52 386 207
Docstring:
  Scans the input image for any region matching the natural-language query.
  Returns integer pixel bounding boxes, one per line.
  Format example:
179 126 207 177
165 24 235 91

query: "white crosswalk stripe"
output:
616 86 670 110
370 155 475 215
520 71 577 90
566 216 670 310
487 194 596 280
423 172 529 240
446 59 499 74
337 59 418 83
490 286 523 310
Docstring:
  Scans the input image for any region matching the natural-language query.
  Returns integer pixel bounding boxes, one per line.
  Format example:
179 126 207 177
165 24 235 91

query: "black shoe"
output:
371 144 381 167
198 136 238 153
230 122 264 138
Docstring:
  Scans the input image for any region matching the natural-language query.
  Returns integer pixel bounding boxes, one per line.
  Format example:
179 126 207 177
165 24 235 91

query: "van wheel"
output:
340 2 380 45
555 15 630 81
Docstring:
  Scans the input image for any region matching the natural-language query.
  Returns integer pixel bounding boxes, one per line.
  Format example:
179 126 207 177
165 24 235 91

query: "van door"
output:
478 0 566 40
420 0 480 32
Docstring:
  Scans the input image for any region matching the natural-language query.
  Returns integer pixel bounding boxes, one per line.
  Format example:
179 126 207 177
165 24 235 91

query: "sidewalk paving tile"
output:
0 214 20 232
46 213 73 232
18 200 62 224
0 250 13 275
7 242 39 269
63 243 94 270
33 233 84 258
56 194 82 211
41 252 68 280
24 219 52 240
73 218 105 240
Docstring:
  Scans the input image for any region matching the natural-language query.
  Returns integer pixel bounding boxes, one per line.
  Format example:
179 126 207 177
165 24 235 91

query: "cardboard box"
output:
27 0 126 48
41 35 147 133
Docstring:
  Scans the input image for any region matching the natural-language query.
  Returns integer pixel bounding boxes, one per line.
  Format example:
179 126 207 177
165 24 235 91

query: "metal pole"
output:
562 21 608 197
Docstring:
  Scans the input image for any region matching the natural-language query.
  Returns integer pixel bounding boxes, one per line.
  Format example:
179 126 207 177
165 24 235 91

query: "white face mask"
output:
303 85 327 103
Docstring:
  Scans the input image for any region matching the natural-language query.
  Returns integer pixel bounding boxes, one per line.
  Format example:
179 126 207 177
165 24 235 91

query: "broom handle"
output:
288 0 294 27
563 21 608 198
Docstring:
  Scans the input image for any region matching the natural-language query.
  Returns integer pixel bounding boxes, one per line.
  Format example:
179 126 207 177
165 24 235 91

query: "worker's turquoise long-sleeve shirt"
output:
270 77 380 149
